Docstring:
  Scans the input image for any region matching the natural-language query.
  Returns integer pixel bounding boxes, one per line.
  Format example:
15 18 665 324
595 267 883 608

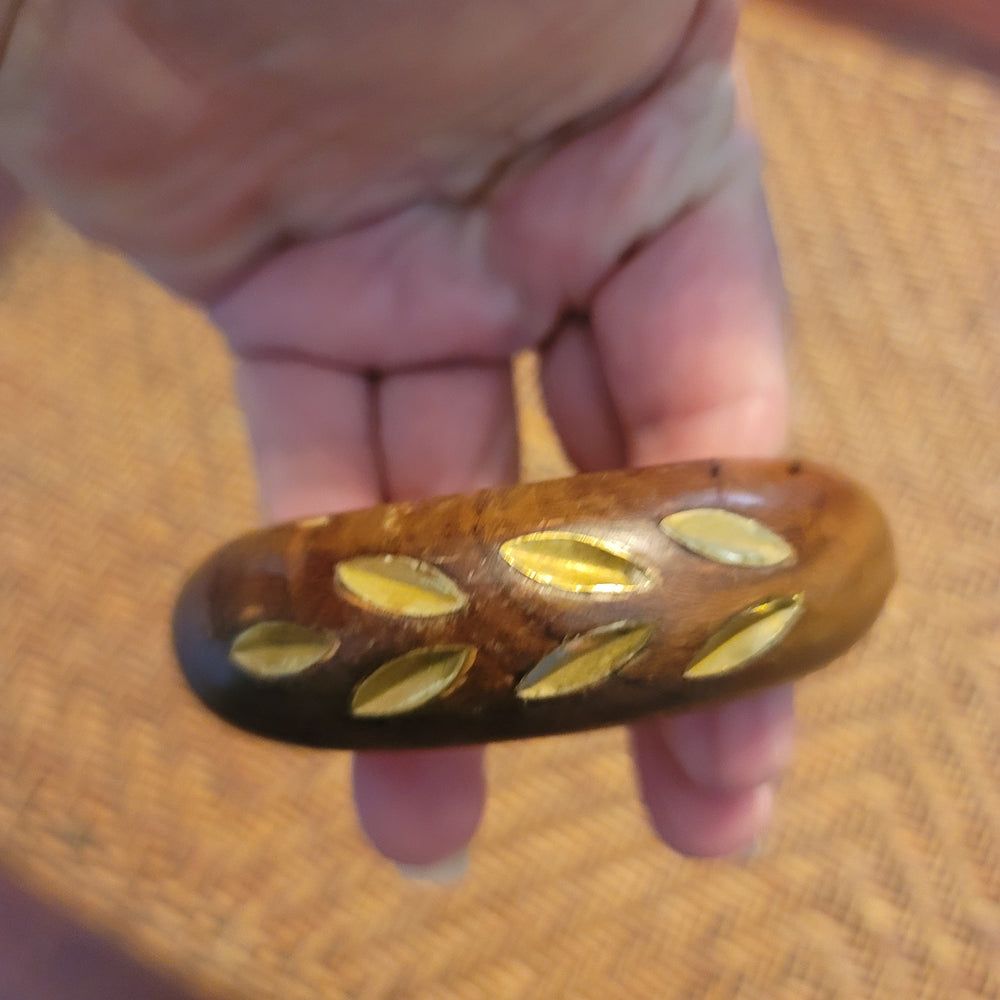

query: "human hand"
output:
0 0 794 870
0 164 20 229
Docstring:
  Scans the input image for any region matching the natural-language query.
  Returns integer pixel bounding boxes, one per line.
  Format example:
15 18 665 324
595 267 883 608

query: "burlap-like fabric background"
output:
1 3 997 997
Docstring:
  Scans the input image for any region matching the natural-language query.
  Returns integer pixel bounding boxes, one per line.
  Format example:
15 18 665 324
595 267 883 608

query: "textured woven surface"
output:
1 3 998 998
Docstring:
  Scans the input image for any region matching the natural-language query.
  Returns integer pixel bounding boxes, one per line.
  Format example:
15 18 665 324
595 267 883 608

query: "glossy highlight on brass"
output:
660 508 795 567
517 621 653 700
335 554 468 617
351 645 476 718
499 531 652 594
173 458 896 749
683 596 804 680
229 621 339 679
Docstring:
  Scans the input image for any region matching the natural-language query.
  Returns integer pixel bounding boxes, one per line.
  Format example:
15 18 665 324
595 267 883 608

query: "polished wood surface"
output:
175 459 895 747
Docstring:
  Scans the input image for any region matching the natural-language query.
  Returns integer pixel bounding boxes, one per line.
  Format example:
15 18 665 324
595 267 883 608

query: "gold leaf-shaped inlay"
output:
517 621 653 700
499 532 651 594
297 515 331 530
659 508 794 567
684 596 804 680
229 621 339 679
351 645 476 717
335 555 467 617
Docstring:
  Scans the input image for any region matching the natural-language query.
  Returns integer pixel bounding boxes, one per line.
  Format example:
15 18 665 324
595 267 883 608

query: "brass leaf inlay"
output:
297 515 331 530
229 621 339 679
335 555 468 617
684 596 804 680
351 645 476 717
517 621 653 700
499 532 651 594
659 508 794 567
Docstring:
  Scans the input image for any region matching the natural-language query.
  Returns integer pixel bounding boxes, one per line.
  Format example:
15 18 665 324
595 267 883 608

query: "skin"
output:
0 0 795 880
0 872 199 1000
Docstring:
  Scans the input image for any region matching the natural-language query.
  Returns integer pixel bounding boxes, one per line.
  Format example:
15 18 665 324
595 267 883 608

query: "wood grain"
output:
173 458 895 748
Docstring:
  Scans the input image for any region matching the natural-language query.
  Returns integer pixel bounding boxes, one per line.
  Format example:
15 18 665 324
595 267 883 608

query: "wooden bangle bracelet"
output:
172 459 895 749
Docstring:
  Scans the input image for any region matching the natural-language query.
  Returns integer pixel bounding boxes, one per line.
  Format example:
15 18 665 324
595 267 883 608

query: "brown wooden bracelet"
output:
172 458 895 749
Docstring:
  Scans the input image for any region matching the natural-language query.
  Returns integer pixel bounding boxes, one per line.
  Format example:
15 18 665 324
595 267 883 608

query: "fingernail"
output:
731 835 765 863
395 848 469 885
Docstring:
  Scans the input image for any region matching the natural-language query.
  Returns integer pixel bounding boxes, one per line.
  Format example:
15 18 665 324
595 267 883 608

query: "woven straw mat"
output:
1 3 997 998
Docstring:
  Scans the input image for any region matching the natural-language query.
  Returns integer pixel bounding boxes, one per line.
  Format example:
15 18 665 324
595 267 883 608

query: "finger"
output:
234 359 517 869
351 364 517 868
235 359 379 519
540 321 626 472
659 685 795 792
588 153 790 854
377 364 518 498
352 749 485 869
591 152 788 465
630 721 775 858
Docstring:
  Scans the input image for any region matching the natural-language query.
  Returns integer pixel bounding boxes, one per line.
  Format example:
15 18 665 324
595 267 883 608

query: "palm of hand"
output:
1 0 794 864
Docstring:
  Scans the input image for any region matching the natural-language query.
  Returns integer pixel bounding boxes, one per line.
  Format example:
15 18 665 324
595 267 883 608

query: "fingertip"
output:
631 719 776 858
663 685 796 792
352 746 486 866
